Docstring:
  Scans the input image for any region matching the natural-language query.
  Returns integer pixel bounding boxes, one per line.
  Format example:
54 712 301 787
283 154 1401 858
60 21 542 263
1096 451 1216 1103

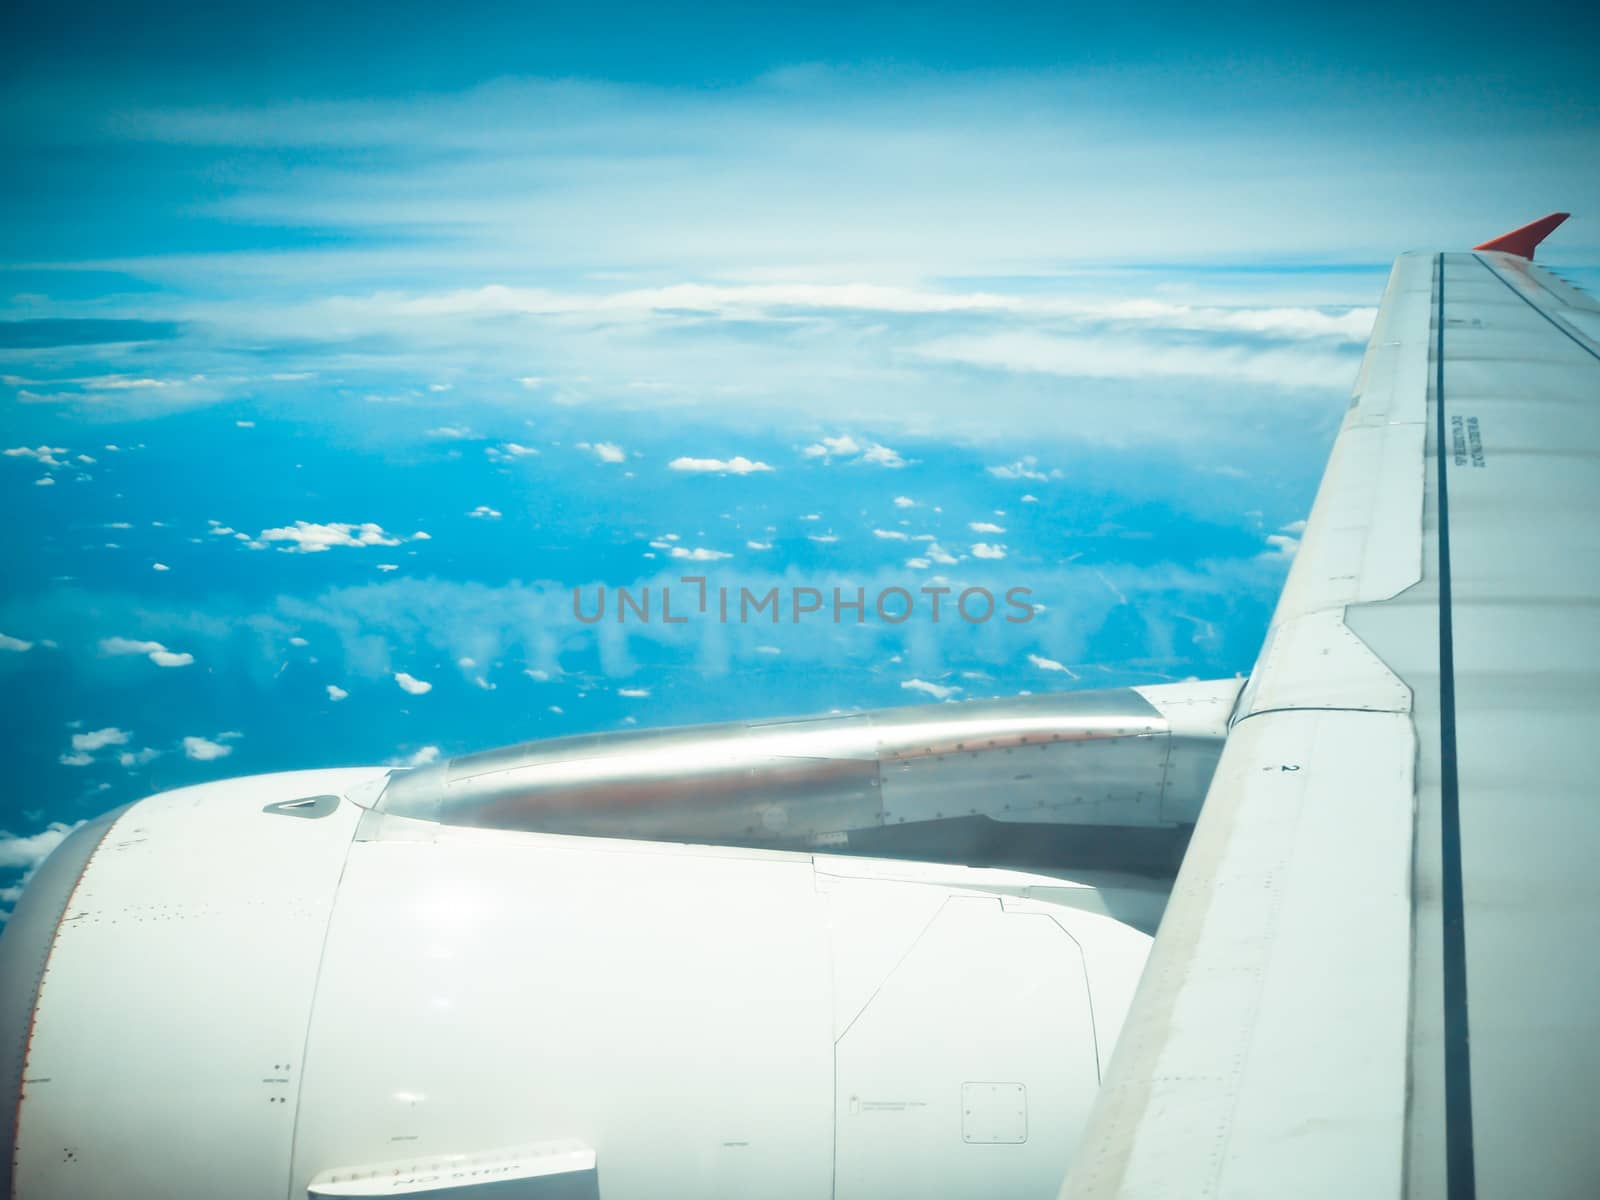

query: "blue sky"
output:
3 0 1597 906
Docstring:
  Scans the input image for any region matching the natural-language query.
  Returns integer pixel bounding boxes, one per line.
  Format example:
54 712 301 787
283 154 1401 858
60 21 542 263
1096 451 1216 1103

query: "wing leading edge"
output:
1062 223 1600 1199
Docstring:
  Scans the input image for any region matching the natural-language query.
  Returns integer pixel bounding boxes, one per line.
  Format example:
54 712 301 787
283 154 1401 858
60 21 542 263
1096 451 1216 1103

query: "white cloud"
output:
326 684 348 701
394 745 440 767
1280 518 1308 533
118 747 161 768
395 671 433 695
618 687 651 698
0 633 33 652
4 445 68 468
1021 494 1039 503
71 727 129 753
0 820 80 867
486 442 540 461
182 735 234 761
802 435 905 467
745 540 772 550
925 542 958 565
468 504 503 519
971 542 1007 559
969 521 1006 534
236 419 255 428
58 752 93 767
873 529 909 541
1264 533 1300 558
99 636 194 667
803 434 860 458
905 557 931 569
858 443 907 468
917 330 1356 390
669 545 732 561
34 476 54 487
258 521 403 552
893 496 917 508
668 455 773 474
151 562 170 571
988 458 1048 481
1028 653 1079 678
83 376 171 391
590 441 626 463
808 533 839 544
425 425 476 440
901 678 961 700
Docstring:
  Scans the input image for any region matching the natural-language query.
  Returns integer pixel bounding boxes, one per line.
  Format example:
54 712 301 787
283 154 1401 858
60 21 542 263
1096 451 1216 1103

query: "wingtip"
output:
1473 212 1570 260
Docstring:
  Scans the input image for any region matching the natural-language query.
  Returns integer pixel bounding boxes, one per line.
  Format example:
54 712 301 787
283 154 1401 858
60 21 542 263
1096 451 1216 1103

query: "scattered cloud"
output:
668 455 773 474
893 496 917 508
72 727 129 753
181 734 234 761
4 445 68 468
0 633 33 652
988 457 1049 481
618 687 651 698
586 441 626 464
1264 533 1300 558
803 434 860 458
0 822 84 871
669 545 732 561
99 636 194 667
425 425 477 440
486 442 540 462
802 435 906 468
1028 653 1079 678
151 562 170 571
901 678 961 701
969 521 1006 534
859 443 907 468
873 529 909 541
393 745 440 767
394 671 433 695
34 476 55 487
468 504 503 519
746 540 772 550
258 521 410 553
971 542 1007 559
326 684 348 701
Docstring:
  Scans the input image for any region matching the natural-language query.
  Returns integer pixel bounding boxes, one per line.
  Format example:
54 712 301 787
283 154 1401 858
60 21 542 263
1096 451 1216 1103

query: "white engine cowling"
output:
1 769 1150 1200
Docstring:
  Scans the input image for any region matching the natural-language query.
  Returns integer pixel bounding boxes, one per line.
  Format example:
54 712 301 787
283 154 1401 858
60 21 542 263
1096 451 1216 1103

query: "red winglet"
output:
1473 212 1570 260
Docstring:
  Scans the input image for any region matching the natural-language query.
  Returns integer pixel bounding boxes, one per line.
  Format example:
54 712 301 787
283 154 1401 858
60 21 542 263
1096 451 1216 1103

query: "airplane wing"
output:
1062 216 1600 1199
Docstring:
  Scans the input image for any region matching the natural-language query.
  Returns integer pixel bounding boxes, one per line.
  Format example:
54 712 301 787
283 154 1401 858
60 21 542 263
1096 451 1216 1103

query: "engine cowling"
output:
1 767 1150 1200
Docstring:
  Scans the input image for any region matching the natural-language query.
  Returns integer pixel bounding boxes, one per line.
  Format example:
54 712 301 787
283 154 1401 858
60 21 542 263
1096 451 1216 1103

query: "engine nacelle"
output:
1 768 1150 1200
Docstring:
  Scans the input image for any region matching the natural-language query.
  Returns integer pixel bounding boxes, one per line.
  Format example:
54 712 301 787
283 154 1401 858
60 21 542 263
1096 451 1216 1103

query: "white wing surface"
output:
1063 216 1600 1199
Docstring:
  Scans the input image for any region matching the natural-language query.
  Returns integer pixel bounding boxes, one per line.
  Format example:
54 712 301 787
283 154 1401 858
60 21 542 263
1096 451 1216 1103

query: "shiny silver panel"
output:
376 688 1215 853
